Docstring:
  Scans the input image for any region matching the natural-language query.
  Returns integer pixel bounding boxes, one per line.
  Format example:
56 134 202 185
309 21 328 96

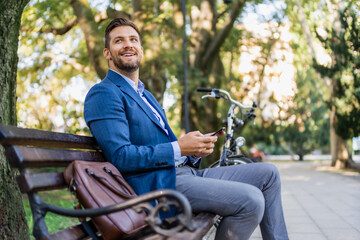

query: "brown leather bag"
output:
63 161 147 240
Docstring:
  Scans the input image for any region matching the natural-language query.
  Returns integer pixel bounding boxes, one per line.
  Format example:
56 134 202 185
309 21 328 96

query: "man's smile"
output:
121 51 136 58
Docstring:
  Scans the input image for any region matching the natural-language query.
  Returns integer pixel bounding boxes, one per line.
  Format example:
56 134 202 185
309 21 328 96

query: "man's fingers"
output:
191 131 203 137
197 141 215 149
198 136 217 143
178 131 217 156
195 147 214 157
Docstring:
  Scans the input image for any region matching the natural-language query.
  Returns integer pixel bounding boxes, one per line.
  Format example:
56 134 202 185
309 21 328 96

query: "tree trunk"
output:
330 105 348 167
185 0 247 166
190 0 246 73
328 0 349 169
188 0 247 133
69 0 108 79
0 0 30 239
297 147 304 161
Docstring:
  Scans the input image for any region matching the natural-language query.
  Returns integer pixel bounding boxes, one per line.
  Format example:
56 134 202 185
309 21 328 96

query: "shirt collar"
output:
109 69 144 95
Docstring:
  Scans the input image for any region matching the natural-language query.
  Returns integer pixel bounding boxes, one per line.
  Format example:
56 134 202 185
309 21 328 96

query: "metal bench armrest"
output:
30 189 194 239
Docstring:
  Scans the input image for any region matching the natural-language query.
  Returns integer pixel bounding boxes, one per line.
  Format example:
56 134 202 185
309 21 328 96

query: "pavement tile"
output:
314 218 353 229
323 228 360 240
262 161 360 240
346 217 360 231
288 233 328 240
212 161 360 240
286 223 322 233
283 216 315 225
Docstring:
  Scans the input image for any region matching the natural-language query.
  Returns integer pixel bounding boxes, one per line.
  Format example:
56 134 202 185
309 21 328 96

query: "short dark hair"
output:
104 18 142 49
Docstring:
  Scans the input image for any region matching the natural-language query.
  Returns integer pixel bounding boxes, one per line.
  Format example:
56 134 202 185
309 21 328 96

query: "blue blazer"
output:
84 70 177 195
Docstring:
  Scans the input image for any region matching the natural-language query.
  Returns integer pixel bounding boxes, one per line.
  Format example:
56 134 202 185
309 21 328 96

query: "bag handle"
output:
103 166 137 196
86 168 136 199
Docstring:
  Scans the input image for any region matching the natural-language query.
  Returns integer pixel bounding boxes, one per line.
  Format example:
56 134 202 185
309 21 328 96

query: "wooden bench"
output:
0 124 216 240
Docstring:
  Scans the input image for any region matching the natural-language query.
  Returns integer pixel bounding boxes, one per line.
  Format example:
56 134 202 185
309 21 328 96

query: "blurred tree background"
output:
2 0 359 238
16 0 359 168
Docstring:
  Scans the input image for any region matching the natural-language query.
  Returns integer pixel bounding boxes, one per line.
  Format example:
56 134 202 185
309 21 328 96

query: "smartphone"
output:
211 127 225 136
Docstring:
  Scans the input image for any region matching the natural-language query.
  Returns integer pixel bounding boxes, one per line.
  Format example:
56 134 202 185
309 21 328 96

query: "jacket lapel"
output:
143 91 166 122
106 71 167 134
143 90 178 141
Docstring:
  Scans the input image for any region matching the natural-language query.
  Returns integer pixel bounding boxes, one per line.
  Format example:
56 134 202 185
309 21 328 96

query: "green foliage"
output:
23 189 78 239
18 1 98 134
281 69 330 156
18 0 186 134
313 1 360 140
17 0 341 159
237 0 332 157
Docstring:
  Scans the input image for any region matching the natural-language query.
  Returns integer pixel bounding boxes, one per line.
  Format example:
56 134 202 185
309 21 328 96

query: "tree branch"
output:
28 8 130 35
201 0 246 70
22 18 79 35
69 0 107 79
95 8 131 23
212 6 231 30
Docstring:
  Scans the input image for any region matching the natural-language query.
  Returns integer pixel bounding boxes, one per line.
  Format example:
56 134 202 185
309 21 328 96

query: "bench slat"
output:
50 221 96 240
5 145 104 168
0 124 99 150
143 212 216 240
17 172 65 193
183 212 216 240
1 124 218 240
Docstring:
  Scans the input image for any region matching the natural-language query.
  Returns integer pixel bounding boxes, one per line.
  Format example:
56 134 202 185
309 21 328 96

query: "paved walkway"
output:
250 161 360 240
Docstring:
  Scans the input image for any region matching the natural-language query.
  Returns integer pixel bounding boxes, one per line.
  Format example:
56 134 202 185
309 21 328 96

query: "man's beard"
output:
111 51 140 73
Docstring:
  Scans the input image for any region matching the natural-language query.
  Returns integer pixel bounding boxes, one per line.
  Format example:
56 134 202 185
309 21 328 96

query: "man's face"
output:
105 26 143 73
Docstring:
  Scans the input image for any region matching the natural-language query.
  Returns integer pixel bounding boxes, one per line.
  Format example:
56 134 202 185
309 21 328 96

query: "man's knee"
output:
236 187 265 223
260 163 281 188
249 189 265 222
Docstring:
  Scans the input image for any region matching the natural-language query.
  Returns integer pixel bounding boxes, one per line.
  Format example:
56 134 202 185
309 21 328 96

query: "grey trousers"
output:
176 163 289 240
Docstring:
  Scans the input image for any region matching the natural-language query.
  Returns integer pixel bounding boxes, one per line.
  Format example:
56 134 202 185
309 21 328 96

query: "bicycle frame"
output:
197 88 256 167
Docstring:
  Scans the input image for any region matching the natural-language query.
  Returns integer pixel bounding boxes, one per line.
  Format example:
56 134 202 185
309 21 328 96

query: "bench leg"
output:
28 193 50 240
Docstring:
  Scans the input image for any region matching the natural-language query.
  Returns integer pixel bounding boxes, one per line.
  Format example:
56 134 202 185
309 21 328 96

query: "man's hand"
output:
177 131 218 157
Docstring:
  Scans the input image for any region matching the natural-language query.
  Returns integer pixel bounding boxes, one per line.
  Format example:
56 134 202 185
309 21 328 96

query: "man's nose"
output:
123 39 134 48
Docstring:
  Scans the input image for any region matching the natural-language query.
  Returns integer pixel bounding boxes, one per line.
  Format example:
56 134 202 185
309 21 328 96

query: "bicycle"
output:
197 87 257 167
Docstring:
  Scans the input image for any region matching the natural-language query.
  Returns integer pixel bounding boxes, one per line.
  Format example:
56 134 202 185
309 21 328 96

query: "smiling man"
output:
84 18 289 240
103 24 143 81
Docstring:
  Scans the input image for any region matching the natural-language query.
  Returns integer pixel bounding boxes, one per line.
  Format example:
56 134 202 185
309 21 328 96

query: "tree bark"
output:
0 0 30 239
330 103 349 167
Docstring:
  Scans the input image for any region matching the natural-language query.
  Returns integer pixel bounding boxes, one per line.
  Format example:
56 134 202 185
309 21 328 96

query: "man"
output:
84 18 288 240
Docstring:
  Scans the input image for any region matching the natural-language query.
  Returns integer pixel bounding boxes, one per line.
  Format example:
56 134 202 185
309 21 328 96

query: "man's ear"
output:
103 48 111 60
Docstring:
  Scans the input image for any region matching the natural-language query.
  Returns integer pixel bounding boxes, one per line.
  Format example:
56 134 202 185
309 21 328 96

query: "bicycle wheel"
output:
209 156 253 168
209 160 221 168
227 155 253 165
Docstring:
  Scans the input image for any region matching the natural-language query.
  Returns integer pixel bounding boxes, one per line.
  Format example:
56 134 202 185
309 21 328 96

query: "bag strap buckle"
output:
68 177 79 207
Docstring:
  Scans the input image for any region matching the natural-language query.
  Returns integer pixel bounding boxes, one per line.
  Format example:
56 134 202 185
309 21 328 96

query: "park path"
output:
250 161 360 240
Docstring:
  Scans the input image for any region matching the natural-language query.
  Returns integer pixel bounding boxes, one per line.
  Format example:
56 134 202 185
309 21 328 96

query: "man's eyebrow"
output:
113 35 139 39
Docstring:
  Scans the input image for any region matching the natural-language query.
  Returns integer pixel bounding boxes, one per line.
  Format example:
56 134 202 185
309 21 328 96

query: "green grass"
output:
23 189 80 239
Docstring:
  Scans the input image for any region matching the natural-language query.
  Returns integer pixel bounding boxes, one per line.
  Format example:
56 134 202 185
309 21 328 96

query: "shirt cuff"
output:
171 141 201 168
188 155 201 167
171 141 182 161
